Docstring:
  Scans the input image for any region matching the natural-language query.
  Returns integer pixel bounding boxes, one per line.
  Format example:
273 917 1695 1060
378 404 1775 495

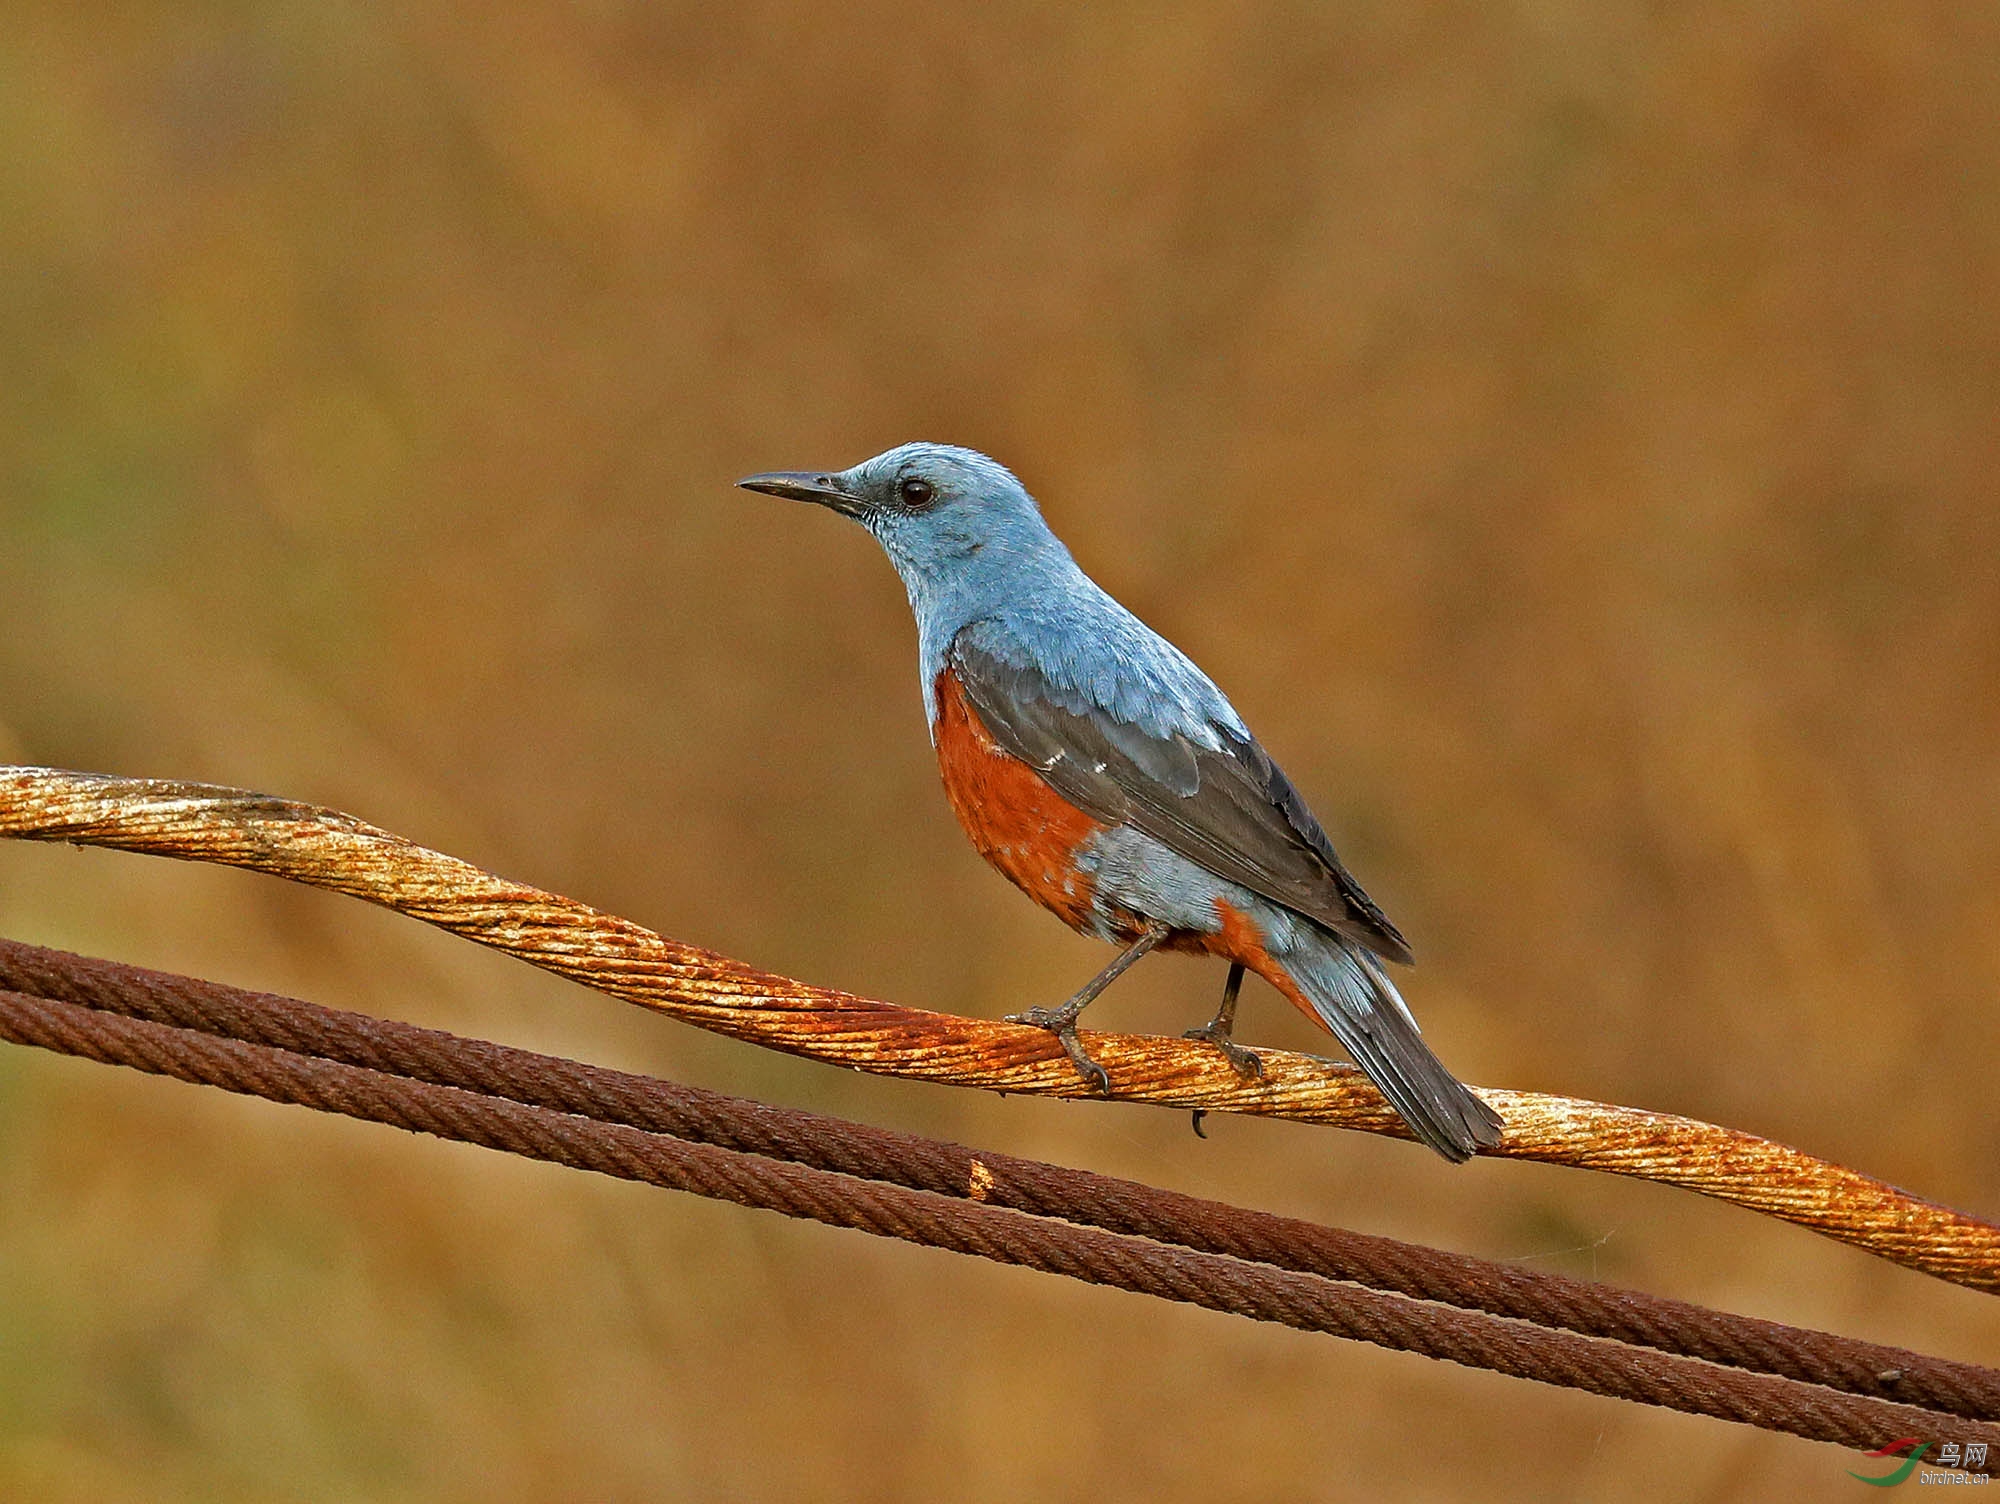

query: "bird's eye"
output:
898 477 936 510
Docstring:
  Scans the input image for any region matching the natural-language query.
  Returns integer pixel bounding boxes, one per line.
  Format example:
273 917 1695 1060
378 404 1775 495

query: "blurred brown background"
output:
2 1 1996 1498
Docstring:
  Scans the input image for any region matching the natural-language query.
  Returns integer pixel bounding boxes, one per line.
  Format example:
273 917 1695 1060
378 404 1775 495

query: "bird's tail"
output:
1272 926 1503 1162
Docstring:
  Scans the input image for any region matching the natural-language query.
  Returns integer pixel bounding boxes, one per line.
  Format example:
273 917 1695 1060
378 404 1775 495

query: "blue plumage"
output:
838 443 1247 744
738 444 1502 1160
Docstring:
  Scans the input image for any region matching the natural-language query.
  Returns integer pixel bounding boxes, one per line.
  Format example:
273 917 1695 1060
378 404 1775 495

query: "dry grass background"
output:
1 1 1997 1498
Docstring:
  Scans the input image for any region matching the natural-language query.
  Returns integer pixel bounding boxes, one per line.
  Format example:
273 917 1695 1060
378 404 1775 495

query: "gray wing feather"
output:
951 638 1414 963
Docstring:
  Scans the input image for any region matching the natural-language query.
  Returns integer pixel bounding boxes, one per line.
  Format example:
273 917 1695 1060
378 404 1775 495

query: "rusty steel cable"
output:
3 935 1996 1427
2 765 1998 1297
0 967 1994 1469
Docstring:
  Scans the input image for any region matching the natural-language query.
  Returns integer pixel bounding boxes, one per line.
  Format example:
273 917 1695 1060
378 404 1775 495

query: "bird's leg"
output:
1008 919 1171 1095
1183 961 1265 1080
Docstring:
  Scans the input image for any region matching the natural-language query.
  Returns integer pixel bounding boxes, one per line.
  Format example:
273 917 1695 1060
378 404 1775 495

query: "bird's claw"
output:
1182 1021 1265 1081
1007 1006 1113 1095
1058 1033 1113 1096
1006 1004 1072 1033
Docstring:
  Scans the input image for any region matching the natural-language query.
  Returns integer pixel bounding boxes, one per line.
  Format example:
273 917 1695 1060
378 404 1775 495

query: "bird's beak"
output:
736 470 868 518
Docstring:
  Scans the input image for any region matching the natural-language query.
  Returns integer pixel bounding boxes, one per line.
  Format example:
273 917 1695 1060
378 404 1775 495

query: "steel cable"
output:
3 766 1997 1293
2 936 1992 1423
0 941 1993 1471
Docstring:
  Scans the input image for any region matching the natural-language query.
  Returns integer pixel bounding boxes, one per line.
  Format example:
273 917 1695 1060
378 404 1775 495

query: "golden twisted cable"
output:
2 765 1995 1293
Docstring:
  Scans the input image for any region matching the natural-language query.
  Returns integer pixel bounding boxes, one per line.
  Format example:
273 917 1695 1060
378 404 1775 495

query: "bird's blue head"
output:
738 442 1078 629
739 441 1230 738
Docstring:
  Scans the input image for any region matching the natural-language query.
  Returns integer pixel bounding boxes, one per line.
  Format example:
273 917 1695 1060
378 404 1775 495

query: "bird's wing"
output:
949 635 1413 963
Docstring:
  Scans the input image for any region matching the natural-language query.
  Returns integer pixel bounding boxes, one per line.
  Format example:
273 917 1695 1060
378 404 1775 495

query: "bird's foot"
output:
1181 1019 1265 1081
1006 1004 1113 1095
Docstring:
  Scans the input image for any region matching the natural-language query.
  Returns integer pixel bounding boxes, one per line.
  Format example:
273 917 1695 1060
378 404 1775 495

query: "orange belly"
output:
932 668 1104 932
1199 896 1329 1031
932 669 1336 1038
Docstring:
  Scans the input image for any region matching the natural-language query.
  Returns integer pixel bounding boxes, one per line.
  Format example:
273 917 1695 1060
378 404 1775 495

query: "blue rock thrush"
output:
740 444 1503 1161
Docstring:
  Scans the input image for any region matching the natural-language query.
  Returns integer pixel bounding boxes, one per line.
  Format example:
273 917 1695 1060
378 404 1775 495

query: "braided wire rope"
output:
2 766 1996 1293
2 936 1993 1425
0 952 1993 1469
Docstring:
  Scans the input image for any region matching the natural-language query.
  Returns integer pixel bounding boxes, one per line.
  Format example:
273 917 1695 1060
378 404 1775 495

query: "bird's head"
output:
737 443 1065 598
